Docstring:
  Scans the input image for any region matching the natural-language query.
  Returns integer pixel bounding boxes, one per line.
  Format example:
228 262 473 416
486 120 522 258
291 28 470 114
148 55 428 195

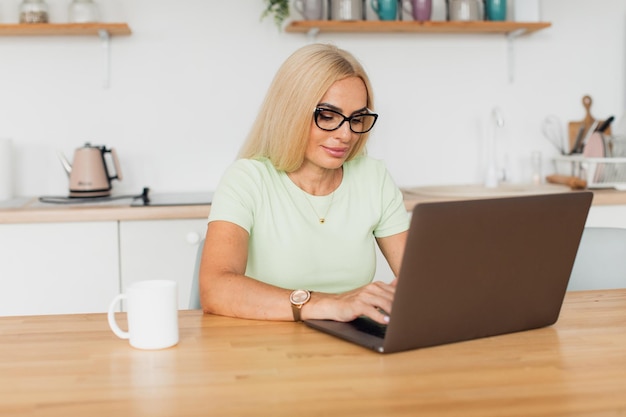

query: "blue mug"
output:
485 0 506 21
371 0 398 21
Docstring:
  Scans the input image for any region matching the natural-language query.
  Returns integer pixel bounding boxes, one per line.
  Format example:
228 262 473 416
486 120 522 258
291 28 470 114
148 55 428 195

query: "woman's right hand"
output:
303 279 397 324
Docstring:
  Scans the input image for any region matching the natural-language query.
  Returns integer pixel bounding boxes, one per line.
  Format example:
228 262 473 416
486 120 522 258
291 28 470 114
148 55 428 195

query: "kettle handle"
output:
106 148 123 181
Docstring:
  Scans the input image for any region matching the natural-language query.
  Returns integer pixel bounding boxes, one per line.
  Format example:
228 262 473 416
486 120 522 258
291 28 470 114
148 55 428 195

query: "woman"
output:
200 43 409 324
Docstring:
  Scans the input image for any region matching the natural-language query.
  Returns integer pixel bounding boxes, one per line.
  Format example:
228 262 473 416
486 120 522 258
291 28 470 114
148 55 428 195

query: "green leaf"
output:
261 0 290 29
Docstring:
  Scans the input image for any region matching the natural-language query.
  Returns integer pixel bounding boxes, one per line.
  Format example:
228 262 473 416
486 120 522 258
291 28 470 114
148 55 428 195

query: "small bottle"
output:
19 0 49 23
68 0 99 23
531 151 542 185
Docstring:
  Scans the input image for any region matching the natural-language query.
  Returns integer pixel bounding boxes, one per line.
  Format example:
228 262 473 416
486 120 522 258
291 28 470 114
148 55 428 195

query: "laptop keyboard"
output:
350 316 388 339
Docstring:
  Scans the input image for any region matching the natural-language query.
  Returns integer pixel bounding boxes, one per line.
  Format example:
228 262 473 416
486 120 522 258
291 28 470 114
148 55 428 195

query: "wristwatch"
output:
289 289 311 322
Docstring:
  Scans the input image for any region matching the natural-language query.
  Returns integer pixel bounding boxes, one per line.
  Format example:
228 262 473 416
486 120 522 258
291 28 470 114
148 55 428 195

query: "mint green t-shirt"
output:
208 156 409 293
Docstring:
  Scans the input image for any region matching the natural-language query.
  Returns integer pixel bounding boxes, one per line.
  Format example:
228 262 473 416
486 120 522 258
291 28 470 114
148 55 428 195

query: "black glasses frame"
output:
313 107 379 134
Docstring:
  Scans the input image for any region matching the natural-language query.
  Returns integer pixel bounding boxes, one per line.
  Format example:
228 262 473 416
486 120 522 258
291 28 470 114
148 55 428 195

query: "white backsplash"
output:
0 0 625 197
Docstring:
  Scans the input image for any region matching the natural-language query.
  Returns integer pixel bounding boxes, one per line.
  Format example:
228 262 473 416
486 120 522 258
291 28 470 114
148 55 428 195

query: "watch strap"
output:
291 303 304 322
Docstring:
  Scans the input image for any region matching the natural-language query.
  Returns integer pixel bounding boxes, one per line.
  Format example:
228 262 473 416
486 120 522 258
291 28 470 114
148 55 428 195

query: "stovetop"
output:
130 192 213 207
29 190 213 208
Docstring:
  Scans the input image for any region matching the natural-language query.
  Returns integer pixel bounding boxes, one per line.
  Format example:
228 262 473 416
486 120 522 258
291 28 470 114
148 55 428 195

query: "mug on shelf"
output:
402 0 432 21
448 0 483 21
107 280 179 350
371 0 398 21
485 0 506 21
430 0 447 21
329 0 364 20
68 0 99 23
294 0 324 20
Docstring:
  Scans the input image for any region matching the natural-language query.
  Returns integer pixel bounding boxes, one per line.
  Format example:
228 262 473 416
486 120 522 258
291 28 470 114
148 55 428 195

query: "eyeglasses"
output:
313 107 378 134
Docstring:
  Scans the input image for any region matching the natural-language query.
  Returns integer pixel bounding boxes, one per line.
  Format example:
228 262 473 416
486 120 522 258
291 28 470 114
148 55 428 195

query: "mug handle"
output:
371 0 379 13
107 293 129 340
402 0 412 16
294 0 303 14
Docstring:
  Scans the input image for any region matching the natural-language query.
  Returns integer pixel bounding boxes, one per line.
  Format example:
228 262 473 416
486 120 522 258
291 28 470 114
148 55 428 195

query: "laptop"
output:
304 191 593 354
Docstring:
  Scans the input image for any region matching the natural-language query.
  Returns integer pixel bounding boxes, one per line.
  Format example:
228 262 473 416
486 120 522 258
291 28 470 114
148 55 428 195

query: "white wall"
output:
1 0 625 197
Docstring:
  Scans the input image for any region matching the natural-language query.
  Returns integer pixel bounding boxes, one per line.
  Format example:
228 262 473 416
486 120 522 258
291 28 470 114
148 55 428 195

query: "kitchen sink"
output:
402 183 571 199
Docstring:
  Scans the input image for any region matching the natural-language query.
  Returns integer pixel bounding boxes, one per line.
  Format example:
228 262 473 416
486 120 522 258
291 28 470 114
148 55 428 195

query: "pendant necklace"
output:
304 191 335 224
293 169 341 224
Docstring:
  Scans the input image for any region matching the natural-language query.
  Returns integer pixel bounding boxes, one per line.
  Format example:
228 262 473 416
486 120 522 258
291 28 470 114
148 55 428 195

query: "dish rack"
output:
553 155 626 190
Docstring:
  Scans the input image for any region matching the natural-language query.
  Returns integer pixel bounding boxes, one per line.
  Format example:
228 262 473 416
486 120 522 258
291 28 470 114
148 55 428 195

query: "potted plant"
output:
261 0 290 29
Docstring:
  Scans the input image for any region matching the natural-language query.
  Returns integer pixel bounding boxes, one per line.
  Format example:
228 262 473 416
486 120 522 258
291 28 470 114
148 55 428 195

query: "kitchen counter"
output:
401 184 626 206
1 187 626 224
0 196 211 224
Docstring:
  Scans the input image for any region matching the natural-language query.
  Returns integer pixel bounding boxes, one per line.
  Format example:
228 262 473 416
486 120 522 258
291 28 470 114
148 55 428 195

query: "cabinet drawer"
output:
0 221 119 316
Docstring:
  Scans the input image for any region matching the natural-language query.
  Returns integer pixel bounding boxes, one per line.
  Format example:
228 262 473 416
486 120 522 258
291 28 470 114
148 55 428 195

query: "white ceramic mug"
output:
430 0 447 21
448 0 482 21
107 280 179 350
330 0 364 21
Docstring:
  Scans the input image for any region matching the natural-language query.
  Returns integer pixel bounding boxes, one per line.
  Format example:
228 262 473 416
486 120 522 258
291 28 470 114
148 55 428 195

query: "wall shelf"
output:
0 23 132 88
285 20 551 35
285 20 552 83
0 23 131 36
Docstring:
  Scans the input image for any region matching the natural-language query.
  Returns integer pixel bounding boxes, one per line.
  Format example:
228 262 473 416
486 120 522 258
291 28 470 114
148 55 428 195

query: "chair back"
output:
188 239 205 309
568 227 626 291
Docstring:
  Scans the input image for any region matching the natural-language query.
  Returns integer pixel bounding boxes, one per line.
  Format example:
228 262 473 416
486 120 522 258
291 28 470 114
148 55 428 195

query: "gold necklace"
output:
303 191 335 224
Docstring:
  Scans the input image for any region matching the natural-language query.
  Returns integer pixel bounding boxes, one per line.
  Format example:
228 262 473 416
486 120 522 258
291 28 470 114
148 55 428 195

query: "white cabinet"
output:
586 205 626 229
118 219 208 310
0 217 207 316
0 199 621 317
0 221 119 316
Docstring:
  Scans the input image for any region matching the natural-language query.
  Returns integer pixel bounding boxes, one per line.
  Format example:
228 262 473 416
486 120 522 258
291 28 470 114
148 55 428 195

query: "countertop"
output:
0 195 211 224
401 184 626 206
1 186 626 224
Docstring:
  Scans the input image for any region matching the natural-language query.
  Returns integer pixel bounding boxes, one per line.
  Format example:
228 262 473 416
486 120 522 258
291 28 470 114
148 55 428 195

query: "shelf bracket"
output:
306 27 320 44
98 29 111 89
506 29 526 84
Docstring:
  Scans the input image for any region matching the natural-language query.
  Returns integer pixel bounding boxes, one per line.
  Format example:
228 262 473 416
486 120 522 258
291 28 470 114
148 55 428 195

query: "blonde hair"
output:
239 43 375 172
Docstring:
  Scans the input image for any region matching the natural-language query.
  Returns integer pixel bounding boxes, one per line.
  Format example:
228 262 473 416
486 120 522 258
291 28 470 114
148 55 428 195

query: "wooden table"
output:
1 290 625 417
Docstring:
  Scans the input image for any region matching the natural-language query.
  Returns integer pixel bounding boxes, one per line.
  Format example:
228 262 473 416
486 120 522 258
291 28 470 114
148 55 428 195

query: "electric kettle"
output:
58 143 122 197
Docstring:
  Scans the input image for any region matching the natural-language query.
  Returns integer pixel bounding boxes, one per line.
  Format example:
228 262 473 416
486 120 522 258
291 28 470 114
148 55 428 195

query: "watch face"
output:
290 289 310 305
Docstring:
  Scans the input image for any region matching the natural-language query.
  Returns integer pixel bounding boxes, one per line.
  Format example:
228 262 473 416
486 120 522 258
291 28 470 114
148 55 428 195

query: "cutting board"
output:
568 95 612 152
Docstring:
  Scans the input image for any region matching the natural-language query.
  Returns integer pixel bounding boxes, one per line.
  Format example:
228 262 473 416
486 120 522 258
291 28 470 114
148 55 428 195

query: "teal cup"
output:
371 0 398 21
485 0 506 21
